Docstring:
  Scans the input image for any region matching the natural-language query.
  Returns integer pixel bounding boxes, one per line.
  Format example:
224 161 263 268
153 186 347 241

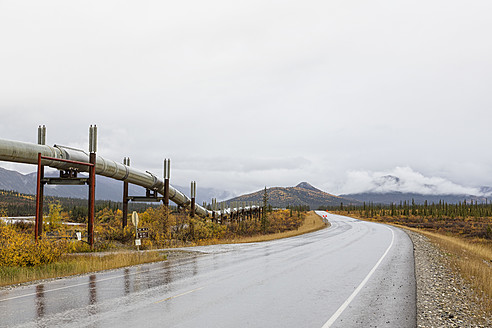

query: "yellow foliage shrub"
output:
64 239 92 253
0 224 67 267
46 202 63 232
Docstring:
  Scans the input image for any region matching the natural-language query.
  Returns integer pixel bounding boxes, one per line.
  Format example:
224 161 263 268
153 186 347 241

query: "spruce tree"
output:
261 187 269 233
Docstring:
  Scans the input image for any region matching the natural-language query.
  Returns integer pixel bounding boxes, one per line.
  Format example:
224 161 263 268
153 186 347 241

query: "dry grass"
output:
0 251 167 287
221 211 328 244
403 226 492 313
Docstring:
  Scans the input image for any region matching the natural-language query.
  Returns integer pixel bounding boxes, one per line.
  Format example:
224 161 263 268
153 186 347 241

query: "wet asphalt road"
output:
0 212 416 327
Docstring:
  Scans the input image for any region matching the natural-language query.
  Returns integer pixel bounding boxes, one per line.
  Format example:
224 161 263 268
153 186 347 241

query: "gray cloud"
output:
337 167 486 196
1 1 492 197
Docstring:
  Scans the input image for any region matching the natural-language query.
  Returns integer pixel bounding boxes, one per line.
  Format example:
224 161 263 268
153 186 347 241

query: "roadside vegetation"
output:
222 210 327 244
327 201 492 314
406 227 492 313
0 199 315 286
323 200 492 239
0 249 167 287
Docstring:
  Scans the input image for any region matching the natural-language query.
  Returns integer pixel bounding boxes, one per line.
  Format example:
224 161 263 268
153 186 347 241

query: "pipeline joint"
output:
145 170 160 190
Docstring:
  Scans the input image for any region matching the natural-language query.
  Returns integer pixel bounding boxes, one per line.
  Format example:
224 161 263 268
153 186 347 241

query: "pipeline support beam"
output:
0 136 259 219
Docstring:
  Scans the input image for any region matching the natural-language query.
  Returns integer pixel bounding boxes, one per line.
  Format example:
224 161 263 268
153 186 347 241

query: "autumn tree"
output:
46 202 63 232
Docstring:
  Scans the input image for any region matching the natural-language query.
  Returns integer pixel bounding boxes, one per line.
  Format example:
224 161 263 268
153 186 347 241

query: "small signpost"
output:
132 211 139 227
132 212 149 250
132 211 140 250
137 227 149 239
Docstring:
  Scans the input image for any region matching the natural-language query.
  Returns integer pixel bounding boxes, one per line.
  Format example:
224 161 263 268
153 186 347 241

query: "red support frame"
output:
35 153 95 246
122 181 129 228
163 178 170 207
35 153 42 241
88 153 96 248
190 198 195 218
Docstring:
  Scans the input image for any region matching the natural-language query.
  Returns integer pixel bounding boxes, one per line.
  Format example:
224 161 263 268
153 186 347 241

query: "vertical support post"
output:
122 157 129 228
222 202 226 224
190 181 196 218
88 152 96 248
242 202 245 222
230 201 234 221
88 125 97 249
37 168 44 238
237 201 240 222
242 202 245 221
37 125 46 145
35 153 42 241
226 202 230 224
212 198 216 222
220 202 224 224
163 159 170 207
235 202 238 222
36 126 46 239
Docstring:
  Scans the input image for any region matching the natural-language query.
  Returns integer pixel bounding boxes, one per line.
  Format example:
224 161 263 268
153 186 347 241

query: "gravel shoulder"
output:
405 230 491 327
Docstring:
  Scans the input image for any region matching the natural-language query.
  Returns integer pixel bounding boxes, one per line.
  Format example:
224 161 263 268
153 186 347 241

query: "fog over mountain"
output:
2 164 491 207
336 167 490 197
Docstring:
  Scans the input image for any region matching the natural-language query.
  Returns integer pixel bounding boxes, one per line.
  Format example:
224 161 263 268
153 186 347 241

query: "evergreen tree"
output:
261 187 269 233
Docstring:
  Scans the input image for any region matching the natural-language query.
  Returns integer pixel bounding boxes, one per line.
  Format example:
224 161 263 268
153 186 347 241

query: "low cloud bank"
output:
339 167 488 196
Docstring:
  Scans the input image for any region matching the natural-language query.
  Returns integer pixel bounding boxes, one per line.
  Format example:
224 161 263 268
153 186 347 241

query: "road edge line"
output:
321 226 395 328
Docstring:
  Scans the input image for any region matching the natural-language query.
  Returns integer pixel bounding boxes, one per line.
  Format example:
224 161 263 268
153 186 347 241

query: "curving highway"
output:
0 212 416 327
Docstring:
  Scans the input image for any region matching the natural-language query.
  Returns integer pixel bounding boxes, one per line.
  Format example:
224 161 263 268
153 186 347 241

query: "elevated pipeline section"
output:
0 138 215 216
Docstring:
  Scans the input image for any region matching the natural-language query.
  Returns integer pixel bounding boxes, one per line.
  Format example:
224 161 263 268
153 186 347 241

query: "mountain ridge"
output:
1 167 490 207
225 182 360 209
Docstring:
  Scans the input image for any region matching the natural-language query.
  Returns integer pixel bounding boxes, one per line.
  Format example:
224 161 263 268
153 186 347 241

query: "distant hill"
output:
226 182 360 209
0 167 231 204
4 166 489 208
340 192 490 205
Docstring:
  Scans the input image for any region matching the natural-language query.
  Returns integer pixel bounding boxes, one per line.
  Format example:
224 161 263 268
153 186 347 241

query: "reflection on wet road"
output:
0 212 416 327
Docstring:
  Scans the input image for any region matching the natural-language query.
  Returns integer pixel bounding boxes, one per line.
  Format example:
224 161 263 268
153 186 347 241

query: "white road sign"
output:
132 211 139 227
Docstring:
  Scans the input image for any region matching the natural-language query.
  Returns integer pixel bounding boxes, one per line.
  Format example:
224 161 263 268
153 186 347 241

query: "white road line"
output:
0 257 198 303
321 226 395 328
154 287 204 304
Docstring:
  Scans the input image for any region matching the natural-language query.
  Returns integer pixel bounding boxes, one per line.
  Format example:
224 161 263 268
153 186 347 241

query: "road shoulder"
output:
405 230 491 327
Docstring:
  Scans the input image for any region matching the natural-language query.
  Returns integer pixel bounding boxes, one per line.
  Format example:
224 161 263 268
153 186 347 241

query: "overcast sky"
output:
1 0 491 198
